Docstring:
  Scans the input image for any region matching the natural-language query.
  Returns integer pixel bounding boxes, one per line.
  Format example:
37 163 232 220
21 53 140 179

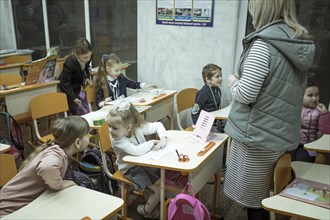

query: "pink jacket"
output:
0 145 68 217
300 106 320 156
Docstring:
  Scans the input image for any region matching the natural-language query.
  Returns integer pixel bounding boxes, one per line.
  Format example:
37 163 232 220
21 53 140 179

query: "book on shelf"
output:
279 177 330 209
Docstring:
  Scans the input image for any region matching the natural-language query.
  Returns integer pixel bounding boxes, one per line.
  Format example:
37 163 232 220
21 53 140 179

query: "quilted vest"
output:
225 21 315 152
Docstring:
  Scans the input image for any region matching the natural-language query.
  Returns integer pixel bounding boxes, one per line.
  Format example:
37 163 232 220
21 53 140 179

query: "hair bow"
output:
113 97 131 112
101 54 110 62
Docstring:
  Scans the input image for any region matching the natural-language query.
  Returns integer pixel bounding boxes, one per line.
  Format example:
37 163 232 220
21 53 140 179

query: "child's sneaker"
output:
137 204 160 219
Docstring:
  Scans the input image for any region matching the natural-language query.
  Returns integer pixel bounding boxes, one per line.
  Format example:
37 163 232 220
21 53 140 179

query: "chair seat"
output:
40 134 54 143
184 126 194 131
113 171 133 185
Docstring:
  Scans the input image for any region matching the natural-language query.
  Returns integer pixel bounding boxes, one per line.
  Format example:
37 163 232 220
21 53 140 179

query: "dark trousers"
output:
289 144 315 163
247 207 269 220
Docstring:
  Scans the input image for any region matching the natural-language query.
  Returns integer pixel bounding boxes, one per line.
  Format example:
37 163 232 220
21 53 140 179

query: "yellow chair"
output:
4 55 30 64
29 92 69 144
0 154 17 187
54 57 65 80
85 84 96 112
0 73 22 86
175 88 198 131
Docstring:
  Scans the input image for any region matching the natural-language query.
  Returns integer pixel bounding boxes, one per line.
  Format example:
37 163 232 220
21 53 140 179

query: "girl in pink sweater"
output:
0 116 90 217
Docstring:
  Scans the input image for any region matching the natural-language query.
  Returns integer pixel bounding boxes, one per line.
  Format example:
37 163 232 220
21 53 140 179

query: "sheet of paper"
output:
142 142 183 160
191 110 215 143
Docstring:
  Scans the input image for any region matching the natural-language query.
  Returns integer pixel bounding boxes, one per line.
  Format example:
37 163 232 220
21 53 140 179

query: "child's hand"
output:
105 97 112 103
74 98 83 107
151 137 167 151
317 103 327 113
227 74 238 88
62 180 76 189
146 84 157 88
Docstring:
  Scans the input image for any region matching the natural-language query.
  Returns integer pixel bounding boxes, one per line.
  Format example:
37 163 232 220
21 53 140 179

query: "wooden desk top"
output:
0 81 59 97
210 103 232 120
107 89 177 107
304 134 330 153
2 186 124 220
123 130 228 172
262 162 330 219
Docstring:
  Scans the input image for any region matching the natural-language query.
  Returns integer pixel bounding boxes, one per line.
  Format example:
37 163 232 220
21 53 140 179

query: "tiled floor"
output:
20 120 290 220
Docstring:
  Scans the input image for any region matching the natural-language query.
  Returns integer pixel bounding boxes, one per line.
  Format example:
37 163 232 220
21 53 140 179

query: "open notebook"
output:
25 54 57 85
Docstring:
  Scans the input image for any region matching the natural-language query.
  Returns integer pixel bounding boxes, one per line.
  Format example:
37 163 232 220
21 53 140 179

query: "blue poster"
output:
156 0 214 27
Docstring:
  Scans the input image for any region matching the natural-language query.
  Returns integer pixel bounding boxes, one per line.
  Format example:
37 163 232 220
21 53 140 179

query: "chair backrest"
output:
85 83 96 112
274 154 292 195
4 55 30 64
98 122 113 178
175 88 198 130
29 92 69 139
0 154 17 187
0 73 22 86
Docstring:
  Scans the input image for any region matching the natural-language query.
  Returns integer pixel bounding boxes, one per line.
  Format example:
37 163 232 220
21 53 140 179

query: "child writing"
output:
95 53 156 108
0 116 90 217
191 63 225 132
107 99 167 219
59 38 93 115
290 81 328 162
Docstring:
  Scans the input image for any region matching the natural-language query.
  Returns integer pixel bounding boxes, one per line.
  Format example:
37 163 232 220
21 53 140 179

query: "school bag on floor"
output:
0 111 25 160
64 169 94 190
78 149 118 195
168 183 211 220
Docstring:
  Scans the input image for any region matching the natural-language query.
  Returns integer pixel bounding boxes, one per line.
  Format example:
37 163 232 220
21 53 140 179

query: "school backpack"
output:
0 111 25 160
64 169 95 190
78 149 118 195
168 183 211 220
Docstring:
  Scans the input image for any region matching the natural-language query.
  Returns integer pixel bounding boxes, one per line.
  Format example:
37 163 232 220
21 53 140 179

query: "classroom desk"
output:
2 185 124 220
304 134 330 164
262 161 330 219
82 105 151 128
0 143 11 153
0 63 25 74
0 81 59 119
123 130 228 218
118 89 177 129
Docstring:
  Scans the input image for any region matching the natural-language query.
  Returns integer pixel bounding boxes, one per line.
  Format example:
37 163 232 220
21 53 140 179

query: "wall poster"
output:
156 0 214 27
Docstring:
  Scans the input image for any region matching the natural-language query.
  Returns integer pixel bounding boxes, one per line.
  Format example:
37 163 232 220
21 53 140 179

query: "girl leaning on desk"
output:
0 116 90 217
223 0 315 220
58 38 93 115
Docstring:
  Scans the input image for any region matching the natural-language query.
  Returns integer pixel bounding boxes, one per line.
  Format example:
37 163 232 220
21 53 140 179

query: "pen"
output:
175 149 180 159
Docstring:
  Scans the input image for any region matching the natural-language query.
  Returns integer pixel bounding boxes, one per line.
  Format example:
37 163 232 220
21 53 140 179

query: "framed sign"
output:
156 0 214 27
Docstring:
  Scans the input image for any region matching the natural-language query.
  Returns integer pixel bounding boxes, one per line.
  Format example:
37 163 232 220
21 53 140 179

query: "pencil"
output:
175 149 180 159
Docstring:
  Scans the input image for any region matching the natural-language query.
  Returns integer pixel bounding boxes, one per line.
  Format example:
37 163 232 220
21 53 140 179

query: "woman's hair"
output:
249 0 310 39
107 102 145 133
19 116 90 171
72 38 92 55
202 63 222 83
95 53 121 100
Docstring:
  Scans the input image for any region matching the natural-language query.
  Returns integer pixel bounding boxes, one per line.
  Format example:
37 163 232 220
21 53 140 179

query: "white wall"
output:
0 0 16 50
137 0 248 107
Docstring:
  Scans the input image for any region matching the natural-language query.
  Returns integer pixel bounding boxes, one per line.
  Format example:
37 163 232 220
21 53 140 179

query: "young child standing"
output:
191 63 224 132
95 53 156 108
107 99 167 219
0 116 90 217
291 81 328 162
59 38 93 115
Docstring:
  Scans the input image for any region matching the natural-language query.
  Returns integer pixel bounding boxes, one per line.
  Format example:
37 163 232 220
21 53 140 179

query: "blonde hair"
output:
107 103 145 133
95 53 122 100
19 116 90 171
202 64 222 84
249 0 310 39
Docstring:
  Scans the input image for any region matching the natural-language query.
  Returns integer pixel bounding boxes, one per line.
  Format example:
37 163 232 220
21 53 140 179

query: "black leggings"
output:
289 144 315 163
247 207 269 220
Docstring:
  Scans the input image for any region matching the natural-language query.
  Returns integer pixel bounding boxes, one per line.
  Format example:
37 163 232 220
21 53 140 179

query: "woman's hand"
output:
227 74 238 87
151 137 167 151
317 103 327 113
74 98 83 107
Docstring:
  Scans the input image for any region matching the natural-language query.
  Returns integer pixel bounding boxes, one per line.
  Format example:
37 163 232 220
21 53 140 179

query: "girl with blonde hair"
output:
95 53 156 108
0 116 90 217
